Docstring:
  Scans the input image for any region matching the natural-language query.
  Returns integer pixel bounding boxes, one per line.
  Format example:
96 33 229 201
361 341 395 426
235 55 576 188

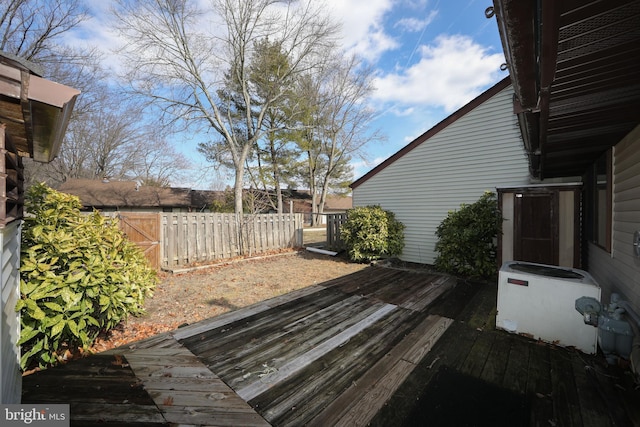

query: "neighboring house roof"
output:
58 179 192 209
58 180 352 213
324 195 352 211
492 0 640 179
190 189 228 211
351 77 511 189
283 190 352 212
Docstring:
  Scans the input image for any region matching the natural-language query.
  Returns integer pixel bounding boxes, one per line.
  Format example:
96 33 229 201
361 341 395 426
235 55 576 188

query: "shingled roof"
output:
58 179 192 210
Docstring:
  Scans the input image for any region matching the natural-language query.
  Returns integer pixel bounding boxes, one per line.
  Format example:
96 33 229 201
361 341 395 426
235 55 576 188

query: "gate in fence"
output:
103 212 303 270
115 213 161 269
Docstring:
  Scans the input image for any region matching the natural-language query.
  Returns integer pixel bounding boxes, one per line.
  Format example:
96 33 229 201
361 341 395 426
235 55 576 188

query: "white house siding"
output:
353 83 530 264
0 221 22 403
590 124 640 315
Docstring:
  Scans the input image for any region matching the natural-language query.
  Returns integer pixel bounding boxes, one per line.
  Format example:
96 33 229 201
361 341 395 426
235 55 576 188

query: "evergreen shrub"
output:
434 191 502 279
340 205 405 262
17 183 157 370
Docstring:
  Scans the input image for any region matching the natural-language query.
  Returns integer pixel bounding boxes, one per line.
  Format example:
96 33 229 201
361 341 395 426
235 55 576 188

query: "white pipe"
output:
306 246 338 256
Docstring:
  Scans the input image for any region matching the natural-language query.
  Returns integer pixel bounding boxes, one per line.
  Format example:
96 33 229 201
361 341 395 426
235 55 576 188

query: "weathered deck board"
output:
180 288 346 354
459 329 497 377
68 403 167 425
20 266 640 427
123 331 184 349
479 331 512 384
324 267 409 295
404 276 456 311
501 334 530 393
197 296 390 386
308 314 453 427
120 343 269 426
236 303 397 401
22 354 166 427
526 341 554 427
173 283 327 340
249 308 426 425
549 347 584 426
570 353 613 427
176 268 459 426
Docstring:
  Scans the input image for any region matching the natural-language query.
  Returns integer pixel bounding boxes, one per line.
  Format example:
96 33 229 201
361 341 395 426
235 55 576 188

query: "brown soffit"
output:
0 54 80 163
492 0 640 179
351 76 511 189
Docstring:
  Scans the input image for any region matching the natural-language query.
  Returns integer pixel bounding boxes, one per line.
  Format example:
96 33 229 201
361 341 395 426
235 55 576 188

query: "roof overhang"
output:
0 53 80 162
492 0 640 179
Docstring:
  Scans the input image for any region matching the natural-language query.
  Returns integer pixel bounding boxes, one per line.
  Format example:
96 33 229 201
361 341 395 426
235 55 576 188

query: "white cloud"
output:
372 34 504 112
324 0 398 62
60 0 126 74
394 10 438 33
351 156 387 179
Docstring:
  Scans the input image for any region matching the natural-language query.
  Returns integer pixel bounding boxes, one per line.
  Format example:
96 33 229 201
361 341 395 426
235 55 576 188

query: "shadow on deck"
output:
22 265 640 426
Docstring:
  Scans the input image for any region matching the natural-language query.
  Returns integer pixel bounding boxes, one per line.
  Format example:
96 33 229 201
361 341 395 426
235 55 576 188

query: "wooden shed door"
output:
514 192 558 265
117 213 161 269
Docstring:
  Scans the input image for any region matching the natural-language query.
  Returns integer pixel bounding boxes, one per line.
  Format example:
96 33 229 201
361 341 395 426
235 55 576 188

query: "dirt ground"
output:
92 248 367 352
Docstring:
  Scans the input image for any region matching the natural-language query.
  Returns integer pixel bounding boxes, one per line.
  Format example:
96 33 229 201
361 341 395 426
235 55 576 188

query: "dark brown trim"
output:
351 76 511 189
492 0 537 108
605 149 613 253
573 188 582 268
497 190 504 268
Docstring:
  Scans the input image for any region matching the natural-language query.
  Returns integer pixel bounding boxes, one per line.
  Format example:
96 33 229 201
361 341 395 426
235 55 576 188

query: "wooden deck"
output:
22 264 639 426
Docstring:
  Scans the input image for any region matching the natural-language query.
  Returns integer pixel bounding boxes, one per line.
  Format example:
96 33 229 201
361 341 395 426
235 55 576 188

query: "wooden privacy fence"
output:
326 213 348 250
161 212 303 268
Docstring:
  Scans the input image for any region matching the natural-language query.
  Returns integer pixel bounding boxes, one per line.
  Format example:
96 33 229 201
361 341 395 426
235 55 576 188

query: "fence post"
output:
326 213 348 250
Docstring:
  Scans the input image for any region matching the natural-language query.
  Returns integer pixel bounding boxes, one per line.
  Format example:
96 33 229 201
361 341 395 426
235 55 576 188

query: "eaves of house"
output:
0 51 80 163
492 0 640 180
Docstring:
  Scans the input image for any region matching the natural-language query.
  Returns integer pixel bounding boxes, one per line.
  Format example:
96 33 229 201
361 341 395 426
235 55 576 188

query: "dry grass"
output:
92 249 367 352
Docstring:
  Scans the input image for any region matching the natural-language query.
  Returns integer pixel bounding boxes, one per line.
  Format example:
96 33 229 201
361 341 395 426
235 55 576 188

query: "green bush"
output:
434 191 502 279
340 205 405 262
17 183 157 370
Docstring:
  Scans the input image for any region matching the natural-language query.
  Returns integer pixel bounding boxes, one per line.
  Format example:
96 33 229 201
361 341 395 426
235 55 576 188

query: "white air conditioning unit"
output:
496 261 601 354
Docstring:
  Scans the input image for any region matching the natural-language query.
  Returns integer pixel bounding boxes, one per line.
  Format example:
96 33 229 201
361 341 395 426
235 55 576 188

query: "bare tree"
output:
0 0 193 190
112 0 339 213
135 135 191 187
0 0 88 63
292 54 383 225
315 55 382 219
0 0 112 187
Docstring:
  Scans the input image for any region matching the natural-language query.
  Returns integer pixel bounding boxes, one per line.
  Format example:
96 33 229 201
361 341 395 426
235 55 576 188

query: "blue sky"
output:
67 0 507 189
334 0 506 179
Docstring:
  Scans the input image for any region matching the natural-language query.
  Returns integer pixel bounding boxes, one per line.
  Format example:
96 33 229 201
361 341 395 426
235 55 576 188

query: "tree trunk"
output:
271 142 283 213
234 169 244 214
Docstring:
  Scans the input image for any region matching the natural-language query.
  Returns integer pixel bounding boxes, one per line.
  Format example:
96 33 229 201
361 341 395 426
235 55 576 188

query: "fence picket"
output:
326 213 348 250
159 213 303 268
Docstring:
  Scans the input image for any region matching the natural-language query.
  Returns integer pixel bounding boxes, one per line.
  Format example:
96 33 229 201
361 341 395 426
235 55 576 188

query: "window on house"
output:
591 150 612 252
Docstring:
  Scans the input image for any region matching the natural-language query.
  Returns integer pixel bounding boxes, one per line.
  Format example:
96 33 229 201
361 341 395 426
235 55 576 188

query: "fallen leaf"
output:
163 396 174 406
112 354 129 367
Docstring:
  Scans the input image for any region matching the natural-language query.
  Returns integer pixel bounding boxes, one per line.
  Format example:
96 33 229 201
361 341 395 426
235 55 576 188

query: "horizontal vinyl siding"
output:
591 125 640 314
353 85 530 264
1 222 22 404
